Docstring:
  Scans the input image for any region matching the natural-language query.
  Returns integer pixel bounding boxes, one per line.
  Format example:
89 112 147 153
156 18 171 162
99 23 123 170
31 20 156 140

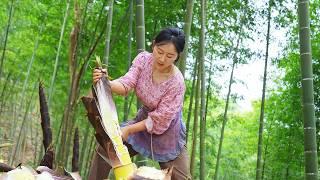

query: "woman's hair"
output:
154 27 185 55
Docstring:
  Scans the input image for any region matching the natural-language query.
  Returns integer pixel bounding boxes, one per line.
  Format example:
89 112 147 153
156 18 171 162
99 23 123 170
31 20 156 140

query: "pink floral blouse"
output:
117 52 186 162
117 52 185 135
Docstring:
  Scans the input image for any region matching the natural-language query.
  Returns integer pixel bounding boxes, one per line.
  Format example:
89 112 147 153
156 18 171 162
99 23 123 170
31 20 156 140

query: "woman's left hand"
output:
121 126 131 142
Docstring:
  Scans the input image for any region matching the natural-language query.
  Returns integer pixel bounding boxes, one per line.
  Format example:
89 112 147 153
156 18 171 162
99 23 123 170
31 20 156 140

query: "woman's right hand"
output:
93 68 107 84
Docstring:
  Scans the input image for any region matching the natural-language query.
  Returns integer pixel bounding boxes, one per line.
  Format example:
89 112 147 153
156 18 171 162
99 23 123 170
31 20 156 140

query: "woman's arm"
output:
110 80 127 96
121 119 147 141
93 52 148 96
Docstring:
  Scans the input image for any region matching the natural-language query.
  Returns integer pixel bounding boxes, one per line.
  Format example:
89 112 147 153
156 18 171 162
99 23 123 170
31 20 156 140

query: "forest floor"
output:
0 114 38 168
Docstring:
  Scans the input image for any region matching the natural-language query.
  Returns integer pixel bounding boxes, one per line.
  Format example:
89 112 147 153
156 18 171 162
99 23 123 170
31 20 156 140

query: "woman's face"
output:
152 42 178 72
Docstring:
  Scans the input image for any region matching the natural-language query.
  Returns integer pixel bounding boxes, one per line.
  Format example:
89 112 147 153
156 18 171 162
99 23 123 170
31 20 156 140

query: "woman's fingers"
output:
101 69 107 74
92 68 108 84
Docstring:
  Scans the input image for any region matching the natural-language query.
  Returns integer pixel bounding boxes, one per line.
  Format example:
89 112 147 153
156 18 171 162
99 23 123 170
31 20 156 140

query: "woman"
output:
90 27 191 180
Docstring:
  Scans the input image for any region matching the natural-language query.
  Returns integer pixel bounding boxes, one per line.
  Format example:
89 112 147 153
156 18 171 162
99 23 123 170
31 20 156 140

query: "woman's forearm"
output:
128 119 147 134
110 80 127 96
121 119 147 141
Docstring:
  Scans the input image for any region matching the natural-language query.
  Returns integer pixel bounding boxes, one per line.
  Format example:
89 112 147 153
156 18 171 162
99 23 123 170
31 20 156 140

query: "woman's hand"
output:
92 68 107 84
120 120 147 142
121 126 131 142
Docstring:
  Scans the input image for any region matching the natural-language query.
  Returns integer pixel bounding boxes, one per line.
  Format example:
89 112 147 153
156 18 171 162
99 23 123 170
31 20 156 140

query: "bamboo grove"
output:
0 0 319 179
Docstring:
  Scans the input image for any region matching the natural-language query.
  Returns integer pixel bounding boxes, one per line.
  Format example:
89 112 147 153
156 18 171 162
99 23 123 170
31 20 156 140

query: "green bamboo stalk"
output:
297 0 318 179
261 132 270 180
33 124 39 166
103 0 114 65
190 58 200 177
79 124 90 171
0 0 14 79
136 0 145 53
179 0 194 76
48 0 71 105
20 131 27 163
199 0 206 178
204 55 213 125
84 137 96 178
256 1 272 179
135 0 145 110
0 72 12 115
9 86 19 138
56 0 81 171
20 23 43 99
123 0 133 122
214 31 241 180
57 15 106 173
186 58 197 144
9 83 36 166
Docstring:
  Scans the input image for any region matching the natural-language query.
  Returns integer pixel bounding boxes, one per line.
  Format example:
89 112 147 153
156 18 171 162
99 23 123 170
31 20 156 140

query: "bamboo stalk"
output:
79 123 89 171
256 1 272 179
214 27 242 180
0 0 14 79
123 0 133 122
297 0 318 179
190 58 200 177
10 84 36 166
72 128 79 172
48 0 71 105
199 0 207 178
0 72 12 115
186 58 197 144
103 0 114 65
178 0 194 76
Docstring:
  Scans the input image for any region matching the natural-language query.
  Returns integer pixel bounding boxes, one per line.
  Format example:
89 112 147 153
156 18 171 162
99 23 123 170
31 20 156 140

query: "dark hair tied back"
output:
154 27 185 54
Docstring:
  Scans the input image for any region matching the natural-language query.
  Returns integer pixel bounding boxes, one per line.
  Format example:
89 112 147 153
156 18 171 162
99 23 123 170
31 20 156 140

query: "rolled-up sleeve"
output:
117 52 148 95
145 84 185 135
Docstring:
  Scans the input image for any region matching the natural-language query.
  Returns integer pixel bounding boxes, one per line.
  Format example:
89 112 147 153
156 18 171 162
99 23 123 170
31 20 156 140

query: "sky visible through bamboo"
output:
211 1 293 112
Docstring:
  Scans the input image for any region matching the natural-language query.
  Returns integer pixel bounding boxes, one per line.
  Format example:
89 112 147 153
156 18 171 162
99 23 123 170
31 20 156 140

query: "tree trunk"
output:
190 59 200 177
204 55 213 126
0 72 11 115
135 0 145 110
48 0 71 105
123 0 133 122
20 23 44 107
56 0 80 172
7 90 18 160
10 83 36 166
214 32 241 180
9 84 19 138
261 131 270 180
72 128 79 172
33 125 39 166
256 1 271 179
135 0 145 54
178 0 194 76
56 0 107 171
84 137 96 177
0 0 14 79
103 0 114 65
199 0 206 179
297 0 318 179
79 123 90 171
186 58 197 144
